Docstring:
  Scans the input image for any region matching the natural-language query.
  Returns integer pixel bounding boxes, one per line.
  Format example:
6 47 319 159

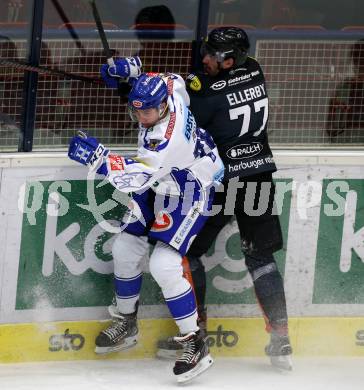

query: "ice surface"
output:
0 357 362 390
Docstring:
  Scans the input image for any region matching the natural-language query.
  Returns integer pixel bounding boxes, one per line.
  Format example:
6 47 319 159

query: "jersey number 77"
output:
229 97 268 137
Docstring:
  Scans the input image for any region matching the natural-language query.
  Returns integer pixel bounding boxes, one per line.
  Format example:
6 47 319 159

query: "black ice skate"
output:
156 311 207 359
173 330 213 383
95 305 138 354
265 333 293 371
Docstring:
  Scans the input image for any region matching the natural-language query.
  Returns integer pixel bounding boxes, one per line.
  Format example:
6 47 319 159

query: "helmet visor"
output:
128 102 168 124
200 41 233 62
200 41 217 57
128 105 139 122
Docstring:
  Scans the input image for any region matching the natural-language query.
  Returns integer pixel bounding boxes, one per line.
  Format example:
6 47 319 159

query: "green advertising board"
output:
314 179 364 303
16 179 292 310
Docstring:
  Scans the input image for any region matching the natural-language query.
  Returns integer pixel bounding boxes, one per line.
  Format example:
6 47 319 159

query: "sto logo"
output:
151 211 173 232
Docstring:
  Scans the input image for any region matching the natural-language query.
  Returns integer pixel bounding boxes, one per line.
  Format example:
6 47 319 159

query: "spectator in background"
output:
326 39 364 143
133 5 176 41
96 2 186 31
131 6 177 74
134 5 175 27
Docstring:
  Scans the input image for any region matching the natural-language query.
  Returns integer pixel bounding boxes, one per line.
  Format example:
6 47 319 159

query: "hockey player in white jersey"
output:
68 57 224 383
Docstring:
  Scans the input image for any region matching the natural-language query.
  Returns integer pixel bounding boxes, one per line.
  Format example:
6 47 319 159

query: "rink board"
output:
0 152 364 363
1 317 364 363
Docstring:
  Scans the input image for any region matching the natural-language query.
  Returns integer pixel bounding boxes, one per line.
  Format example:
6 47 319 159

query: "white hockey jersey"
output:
101 73 224 196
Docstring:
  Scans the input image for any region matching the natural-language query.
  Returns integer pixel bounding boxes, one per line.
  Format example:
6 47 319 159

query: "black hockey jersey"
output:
186 57 276 179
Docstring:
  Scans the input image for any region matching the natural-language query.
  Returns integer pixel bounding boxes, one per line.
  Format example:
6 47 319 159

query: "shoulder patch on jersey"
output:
187 74 202 91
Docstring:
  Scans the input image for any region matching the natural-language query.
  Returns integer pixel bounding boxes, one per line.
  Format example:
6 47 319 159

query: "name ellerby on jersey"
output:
227 83 266 106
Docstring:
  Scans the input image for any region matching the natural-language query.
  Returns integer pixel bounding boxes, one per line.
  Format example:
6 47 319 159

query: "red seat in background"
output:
207 24 256 30
58 22 119 30
341 26 364 32
271 24 325 31
130 23 189 30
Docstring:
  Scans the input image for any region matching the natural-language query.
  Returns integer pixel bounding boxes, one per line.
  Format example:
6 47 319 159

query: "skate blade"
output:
156 348 182 360
176 354 214 384
94 336 138 355
270 354 293 371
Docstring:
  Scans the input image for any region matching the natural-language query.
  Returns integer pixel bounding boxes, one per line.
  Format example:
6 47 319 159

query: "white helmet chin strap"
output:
159 101 169 119
166 95 175 114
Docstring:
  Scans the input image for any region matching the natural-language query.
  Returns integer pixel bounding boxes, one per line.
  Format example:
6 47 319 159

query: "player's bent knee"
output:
149 241 184 288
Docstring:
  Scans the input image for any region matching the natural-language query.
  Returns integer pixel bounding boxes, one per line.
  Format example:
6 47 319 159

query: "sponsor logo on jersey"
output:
108 154 124 171
151 211 173 232
189 75 202 91
228 73 252 86
167 78 174 95
226 142 263 159
165 111 176 139
211 80 226 90
184 110 196 141
132 100 143 108
171 205 200 248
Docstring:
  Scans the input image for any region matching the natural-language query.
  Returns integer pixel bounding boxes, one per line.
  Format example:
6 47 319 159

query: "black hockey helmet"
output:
200 26 250 66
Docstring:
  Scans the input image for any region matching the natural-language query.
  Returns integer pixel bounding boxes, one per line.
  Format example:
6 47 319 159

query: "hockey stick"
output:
89 0 115 67
89 0 130 96
0 58 102 85
51 0 87 56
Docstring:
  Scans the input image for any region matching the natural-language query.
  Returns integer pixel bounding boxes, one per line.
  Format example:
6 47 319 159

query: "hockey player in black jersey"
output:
157 26 292 371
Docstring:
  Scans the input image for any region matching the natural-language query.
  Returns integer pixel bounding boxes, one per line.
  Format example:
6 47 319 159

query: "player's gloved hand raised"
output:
100 56 142 89
68 130 109 172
